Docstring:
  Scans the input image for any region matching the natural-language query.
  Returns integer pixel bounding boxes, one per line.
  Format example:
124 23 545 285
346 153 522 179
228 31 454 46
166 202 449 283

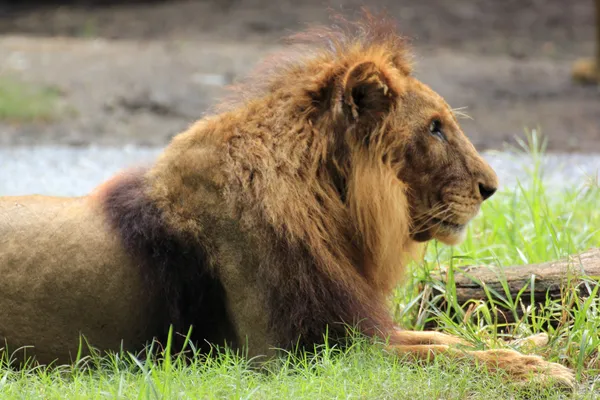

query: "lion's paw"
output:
473 349 576 390
522 356 576 390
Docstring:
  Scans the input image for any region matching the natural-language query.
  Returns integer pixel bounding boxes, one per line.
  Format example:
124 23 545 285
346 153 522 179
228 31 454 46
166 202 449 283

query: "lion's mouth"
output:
411 215 468 244
430 217 465 232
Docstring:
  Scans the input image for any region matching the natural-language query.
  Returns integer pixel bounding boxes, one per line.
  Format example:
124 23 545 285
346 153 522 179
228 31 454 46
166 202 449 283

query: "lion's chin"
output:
432 217 468 245
434 227 467 246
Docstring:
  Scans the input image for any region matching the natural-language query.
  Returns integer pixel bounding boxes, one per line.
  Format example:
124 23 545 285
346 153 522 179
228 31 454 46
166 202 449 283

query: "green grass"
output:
1 131 599 399
0 341 590 400
0 76 63 122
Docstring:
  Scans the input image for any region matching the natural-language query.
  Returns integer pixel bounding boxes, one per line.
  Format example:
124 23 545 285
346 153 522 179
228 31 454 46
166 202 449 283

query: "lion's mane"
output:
100 9 423 352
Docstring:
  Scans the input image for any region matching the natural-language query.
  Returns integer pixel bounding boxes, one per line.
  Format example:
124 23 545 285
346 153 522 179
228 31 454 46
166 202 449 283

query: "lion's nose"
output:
478 183 497 201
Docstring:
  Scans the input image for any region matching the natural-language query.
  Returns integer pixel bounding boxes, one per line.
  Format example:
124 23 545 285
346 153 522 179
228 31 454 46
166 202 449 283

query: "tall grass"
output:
0 132 598 399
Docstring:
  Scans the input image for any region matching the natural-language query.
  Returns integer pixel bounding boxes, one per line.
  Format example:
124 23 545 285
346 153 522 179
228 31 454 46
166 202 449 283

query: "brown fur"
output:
0 9 574 388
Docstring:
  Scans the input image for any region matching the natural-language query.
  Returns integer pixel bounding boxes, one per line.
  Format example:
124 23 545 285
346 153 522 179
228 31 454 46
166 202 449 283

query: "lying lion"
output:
0 10 574 388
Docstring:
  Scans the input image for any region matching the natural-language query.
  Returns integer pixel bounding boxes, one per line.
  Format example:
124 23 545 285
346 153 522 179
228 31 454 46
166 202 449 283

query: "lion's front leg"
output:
392 328 550 348
386 331 575 389
392 328 469 346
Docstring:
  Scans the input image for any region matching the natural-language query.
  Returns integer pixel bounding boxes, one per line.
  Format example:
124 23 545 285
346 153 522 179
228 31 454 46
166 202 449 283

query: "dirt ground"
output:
0 0 599 152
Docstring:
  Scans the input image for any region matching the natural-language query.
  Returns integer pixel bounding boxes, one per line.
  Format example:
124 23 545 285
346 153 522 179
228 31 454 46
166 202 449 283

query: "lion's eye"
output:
429 119 446 142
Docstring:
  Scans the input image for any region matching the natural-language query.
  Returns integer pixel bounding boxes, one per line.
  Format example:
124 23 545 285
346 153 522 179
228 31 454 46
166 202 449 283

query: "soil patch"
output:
0 0 598 151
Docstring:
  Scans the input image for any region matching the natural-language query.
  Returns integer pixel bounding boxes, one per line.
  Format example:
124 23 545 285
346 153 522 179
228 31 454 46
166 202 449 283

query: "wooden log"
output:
424 248 600 328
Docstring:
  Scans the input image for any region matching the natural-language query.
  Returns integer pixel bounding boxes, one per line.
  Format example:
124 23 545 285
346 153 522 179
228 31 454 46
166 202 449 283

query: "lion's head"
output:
282 11 499 251
392 78 499 246
310 53 499 251
201 9 498 292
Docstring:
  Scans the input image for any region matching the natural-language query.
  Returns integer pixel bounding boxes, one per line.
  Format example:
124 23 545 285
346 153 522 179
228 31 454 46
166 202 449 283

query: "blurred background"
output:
0 0 598 153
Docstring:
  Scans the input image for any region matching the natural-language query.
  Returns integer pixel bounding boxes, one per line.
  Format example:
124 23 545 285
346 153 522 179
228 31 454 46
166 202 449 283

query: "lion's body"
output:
0 10 575 387
0 110 406 363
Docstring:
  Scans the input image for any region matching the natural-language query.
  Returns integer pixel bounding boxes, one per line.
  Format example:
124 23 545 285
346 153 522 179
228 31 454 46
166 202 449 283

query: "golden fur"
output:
0 9 574 388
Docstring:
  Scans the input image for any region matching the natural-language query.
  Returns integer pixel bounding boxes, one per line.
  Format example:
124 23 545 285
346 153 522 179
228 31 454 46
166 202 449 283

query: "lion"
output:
0 9 574 388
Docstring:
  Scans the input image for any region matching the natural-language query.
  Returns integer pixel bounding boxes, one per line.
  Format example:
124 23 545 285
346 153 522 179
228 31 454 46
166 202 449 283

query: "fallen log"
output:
423 248 600 328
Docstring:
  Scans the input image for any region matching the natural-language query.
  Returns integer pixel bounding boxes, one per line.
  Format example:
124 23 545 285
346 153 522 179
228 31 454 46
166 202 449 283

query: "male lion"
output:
0 10 574 388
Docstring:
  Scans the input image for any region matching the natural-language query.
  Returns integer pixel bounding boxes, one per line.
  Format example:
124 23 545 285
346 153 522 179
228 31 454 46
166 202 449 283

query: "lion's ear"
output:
339 61 396 123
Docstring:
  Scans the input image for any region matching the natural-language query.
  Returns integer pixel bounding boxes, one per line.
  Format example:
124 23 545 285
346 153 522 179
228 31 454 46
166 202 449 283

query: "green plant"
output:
0 76 63 122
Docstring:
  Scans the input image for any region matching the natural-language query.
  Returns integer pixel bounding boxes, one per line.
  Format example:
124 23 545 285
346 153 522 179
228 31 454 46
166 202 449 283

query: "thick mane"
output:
213 8 414 114
209 9 424 294
205 9 424 345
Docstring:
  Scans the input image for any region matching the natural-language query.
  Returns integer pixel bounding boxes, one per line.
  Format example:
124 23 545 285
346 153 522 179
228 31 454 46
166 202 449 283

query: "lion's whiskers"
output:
451 107 473 121
411 203 453 235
